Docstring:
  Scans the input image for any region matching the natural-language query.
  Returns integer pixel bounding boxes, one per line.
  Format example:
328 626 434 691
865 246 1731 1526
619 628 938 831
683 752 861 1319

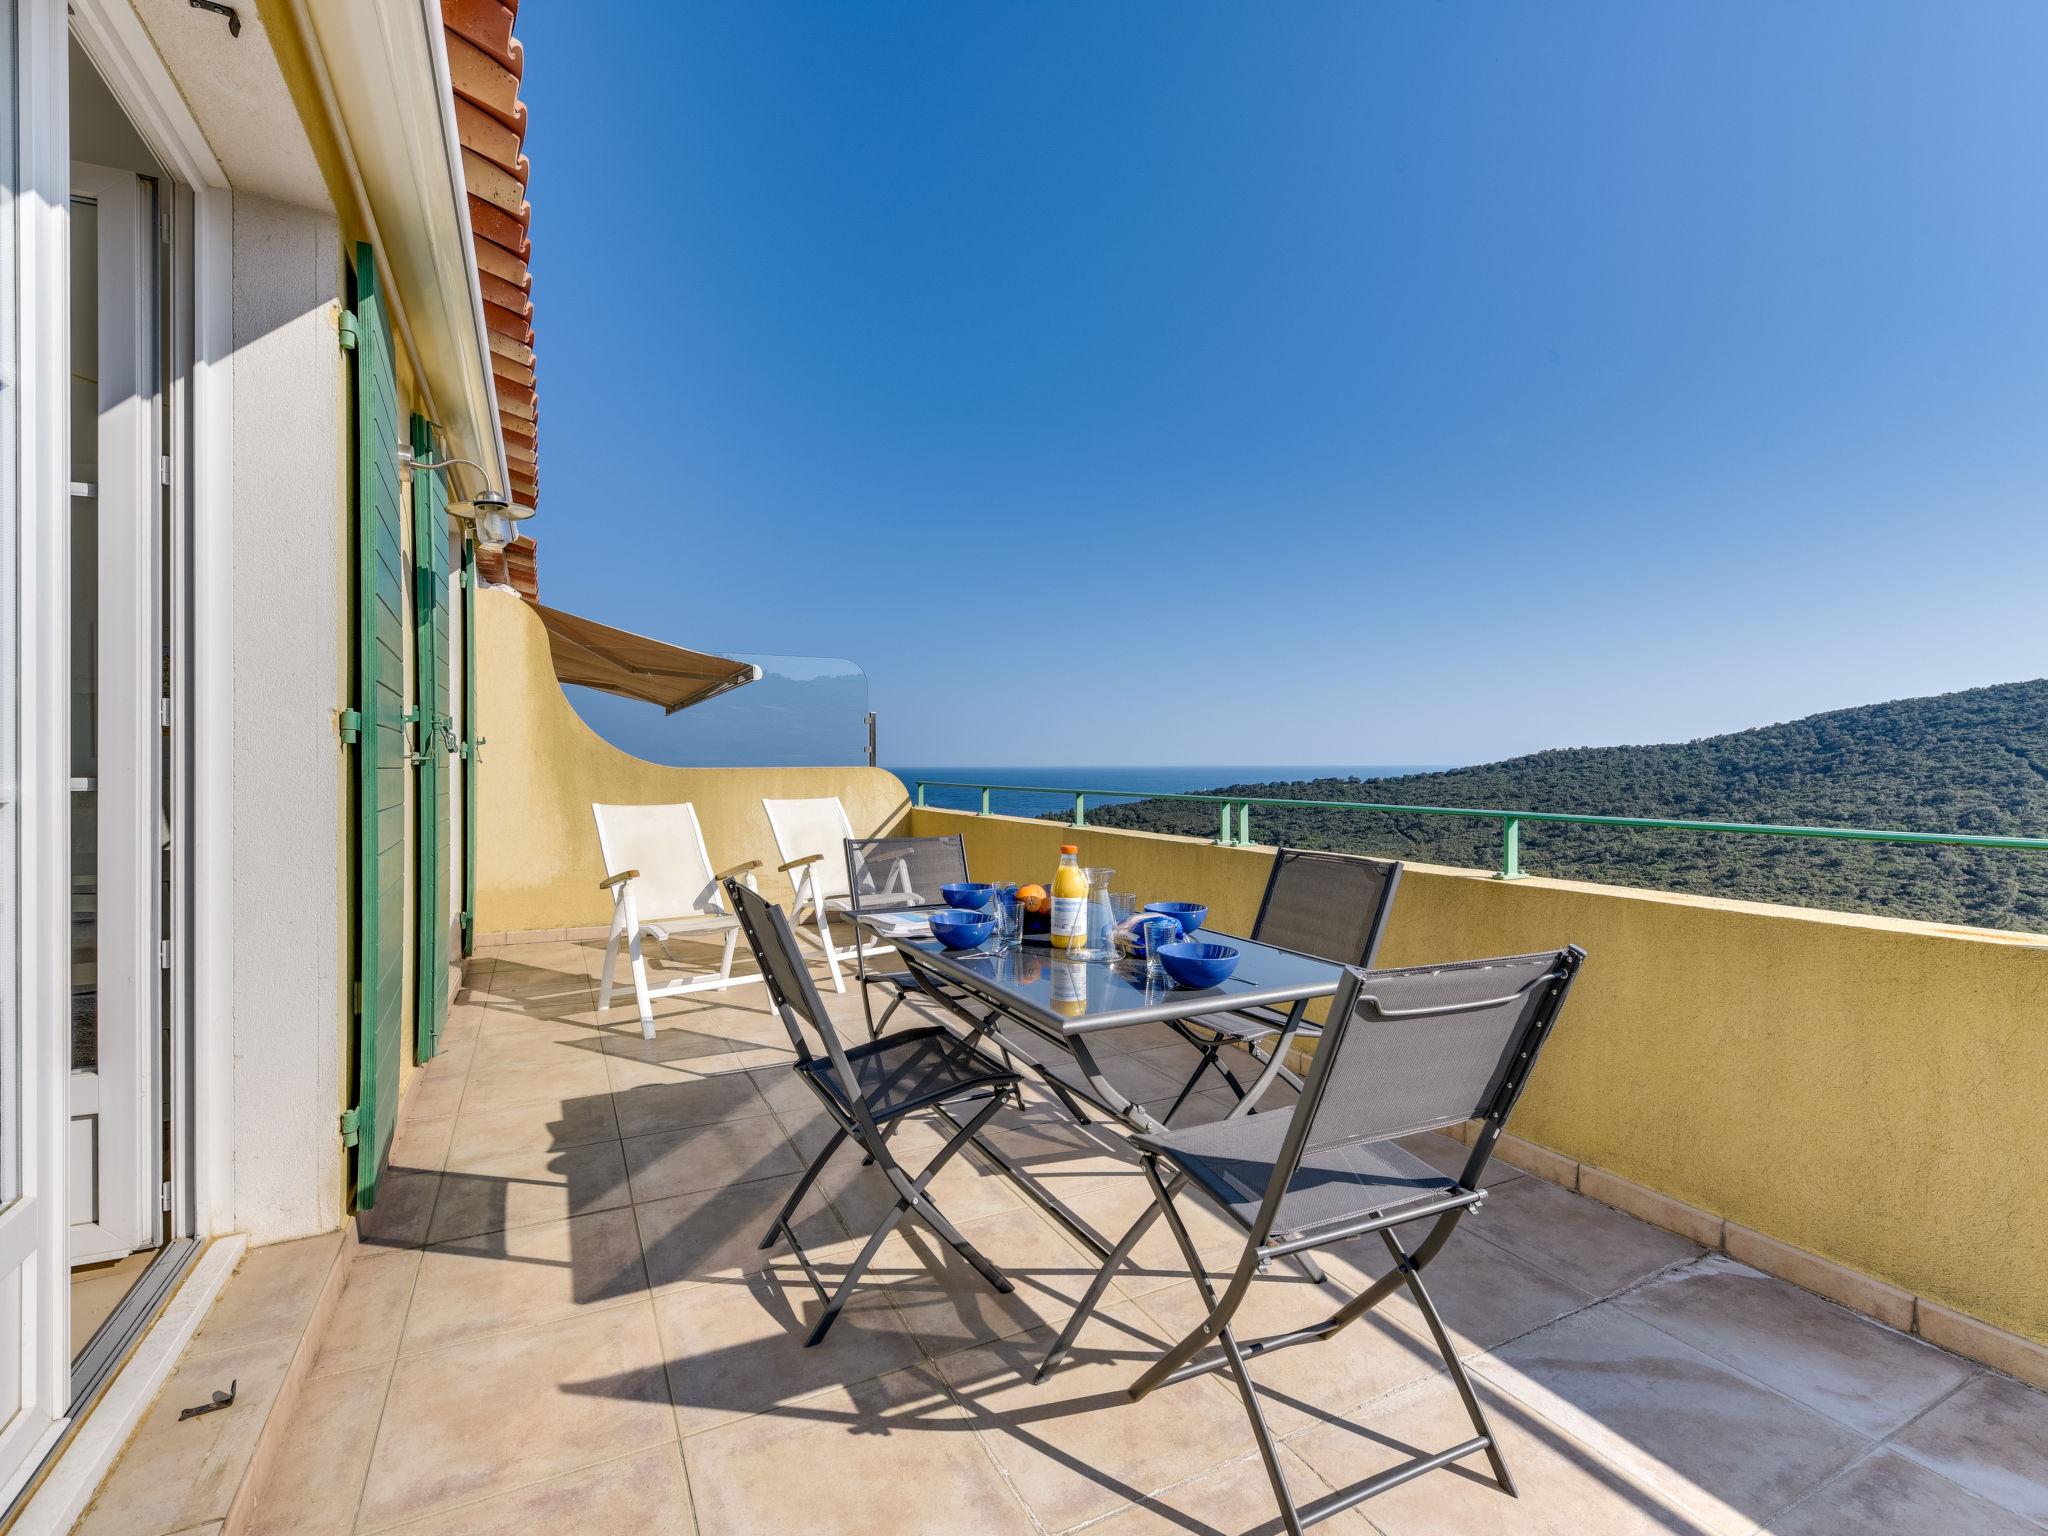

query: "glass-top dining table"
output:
869 921 1350 1259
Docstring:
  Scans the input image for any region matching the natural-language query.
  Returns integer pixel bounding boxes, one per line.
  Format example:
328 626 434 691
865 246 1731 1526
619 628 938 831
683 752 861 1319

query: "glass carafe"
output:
1079 867 1117 959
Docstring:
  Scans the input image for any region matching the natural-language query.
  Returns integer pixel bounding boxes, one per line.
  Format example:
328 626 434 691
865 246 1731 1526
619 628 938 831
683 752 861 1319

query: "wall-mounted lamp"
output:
396 445 535 554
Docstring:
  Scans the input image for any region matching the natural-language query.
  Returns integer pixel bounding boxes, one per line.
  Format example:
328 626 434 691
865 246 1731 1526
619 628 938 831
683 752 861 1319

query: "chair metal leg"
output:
1035 1166 1188 1381
760 1124 847 1250
1215 1316 1304 1536
800 1095 1013 1347
1381 1226 1516 1495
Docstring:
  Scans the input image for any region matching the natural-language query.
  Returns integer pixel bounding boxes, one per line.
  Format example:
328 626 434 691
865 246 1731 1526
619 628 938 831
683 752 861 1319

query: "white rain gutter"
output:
280 0 513 509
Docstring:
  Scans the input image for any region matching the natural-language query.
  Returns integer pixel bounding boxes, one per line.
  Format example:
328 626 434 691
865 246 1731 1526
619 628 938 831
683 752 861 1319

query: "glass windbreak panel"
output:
565 653 870 767
68 194 97 1077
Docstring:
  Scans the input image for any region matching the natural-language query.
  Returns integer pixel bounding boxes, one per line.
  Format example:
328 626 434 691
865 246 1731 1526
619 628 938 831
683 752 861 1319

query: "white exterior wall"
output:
226 195 346 1243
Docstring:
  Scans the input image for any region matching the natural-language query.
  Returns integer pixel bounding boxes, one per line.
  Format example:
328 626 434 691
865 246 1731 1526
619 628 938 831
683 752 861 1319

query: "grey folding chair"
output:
843 833 973 1039
1040 946 1586 1536
726 879 1023 1346
1159 848 1403 1121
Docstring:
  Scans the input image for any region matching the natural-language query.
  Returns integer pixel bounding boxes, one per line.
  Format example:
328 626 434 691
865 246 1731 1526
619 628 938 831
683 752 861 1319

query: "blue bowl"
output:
941 882 994 910
929 910 997 950
1158 941 1240 989
1145 901 1208 937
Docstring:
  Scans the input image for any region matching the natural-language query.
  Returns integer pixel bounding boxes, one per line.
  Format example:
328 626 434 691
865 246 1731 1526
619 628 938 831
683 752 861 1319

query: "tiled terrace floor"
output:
247 937 2048 1535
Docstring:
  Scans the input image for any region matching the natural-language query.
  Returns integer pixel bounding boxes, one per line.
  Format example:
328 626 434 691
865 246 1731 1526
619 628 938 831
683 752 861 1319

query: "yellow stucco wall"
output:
474 590 911 933
913 807 2048 1345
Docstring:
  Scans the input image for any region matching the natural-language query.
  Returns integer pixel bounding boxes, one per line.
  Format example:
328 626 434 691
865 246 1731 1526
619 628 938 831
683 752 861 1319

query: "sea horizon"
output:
891 764 1448 817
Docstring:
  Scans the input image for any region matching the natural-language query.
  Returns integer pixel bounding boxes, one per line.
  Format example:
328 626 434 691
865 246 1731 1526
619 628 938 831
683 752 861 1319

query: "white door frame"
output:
0 0 232 1506
66 161 161 1267
66 0 232 1249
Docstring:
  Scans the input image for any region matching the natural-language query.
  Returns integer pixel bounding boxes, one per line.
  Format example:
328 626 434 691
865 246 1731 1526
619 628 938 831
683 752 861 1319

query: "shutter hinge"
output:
158 454 171 486
159 940 170 970
158 697 171 729
337 308 359 351
159 206 172 245
160 1180 173 1212
339 1107 360 1148
337 708 361 744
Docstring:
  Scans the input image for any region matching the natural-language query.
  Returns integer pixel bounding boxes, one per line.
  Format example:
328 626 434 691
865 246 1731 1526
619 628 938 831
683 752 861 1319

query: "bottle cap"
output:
1060 844 1077 854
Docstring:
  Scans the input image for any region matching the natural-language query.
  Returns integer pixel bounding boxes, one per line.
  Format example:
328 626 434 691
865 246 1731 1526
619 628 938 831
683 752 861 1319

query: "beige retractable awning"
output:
532 603 759 715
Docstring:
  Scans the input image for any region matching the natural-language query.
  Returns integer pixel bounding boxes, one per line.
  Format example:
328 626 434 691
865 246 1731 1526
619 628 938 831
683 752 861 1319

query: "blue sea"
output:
891 766 1440 818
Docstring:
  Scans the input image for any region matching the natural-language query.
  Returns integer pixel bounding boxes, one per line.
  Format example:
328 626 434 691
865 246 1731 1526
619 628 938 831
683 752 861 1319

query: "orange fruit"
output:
1016 883 1050 914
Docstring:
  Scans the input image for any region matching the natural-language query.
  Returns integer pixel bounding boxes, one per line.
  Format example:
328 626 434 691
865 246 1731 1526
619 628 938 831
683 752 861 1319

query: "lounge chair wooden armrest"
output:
714 859 762 883
599 869 639 891
778 853 824 873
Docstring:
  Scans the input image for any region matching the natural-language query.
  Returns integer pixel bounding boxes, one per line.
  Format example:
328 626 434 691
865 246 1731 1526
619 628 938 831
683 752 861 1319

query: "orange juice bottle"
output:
1049 845 1089 951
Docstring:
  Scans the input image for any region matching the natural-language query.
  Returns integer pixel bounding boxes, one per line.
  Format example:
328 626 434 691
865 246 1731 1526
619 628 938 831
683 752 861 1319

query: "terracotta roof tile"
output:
444 0 539 586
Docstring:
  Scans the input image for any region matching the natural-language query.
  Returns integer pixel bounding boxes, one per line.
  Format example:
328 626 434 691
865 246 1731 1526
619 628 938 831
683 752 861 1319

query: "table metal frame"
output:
874 928 1344 1262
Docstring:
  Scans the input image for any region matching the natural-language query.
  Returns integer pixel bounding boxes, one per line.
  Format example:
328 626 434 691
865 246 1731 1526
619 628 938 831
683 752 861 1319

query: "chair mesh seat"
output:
799 1025 1014 1123
1136 1112 1459 1240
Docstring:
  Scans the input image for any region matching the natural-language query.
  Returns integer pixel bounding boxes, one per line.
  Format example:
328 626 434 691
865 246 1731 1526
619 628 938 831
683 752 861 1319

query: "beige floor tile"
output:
855 1204 1129 1357
388 1113 456 1174
622 1117 804 1204
1050 1170 1248 1297
360 1302 675 1530
636 1175 848 1292
463 1029 606 1078
1890 1370 2048 1526
936 1298 1273 1531
1397 1128 1519 1184
76 1337 294 1536
459 1055 612 1115
355 1169 444 1251
187 1236 344 1359
800 1123 1026 1238
1472 1303 1870 1535
604 1018 754 1065
1291 1368 1718 1536
70 1249 159 1356
683 1361 1034 1536
1763 1446 2042 1536
1085 1446 1376 1536
364 1442 695 1535
1465 1173 1702 1298
447 1092 619 1161
1135 1275 1442 1436
1324 1222 1595 1357
1618 1255 1974 1438
654 1266 927 1437
974 1103 1143 1191
1092 1050 1186 1104
401 1207 649 1354
313 1248 421 1378
427 1139 633 1245
402 1065 468 1122
245 1364 390 1536
612 1071 773 1140
745 1062 824 1119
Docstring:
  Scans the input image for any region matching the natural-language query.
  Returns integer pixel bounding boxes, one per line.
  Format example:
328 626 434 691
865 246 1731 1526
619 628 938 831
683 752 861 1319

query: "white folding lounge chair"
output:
760 796 904 993
592 801 763 1037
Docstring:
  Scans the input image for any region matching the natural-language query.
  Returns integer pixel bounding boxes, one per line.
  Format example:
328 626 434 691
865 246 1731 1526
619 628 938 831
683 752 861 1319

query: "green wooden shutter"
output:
349 244 407 1209
460 536 479 958
411 414 452 1065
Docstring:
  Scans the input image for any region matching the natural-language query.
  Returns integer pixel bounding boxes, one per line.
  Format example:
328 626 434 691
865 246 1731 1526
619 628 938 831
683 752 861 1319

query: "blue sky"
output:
517 3 2047 768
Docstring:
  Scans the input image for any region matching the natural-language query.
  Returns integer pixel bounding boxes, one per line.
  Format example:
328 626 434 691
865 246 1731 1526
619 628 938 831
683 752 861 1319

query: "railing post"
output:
915 782 927 808
1216 802 1233 846
1498 817 1523 880
979 786 991 816
1074 793 1087 828
1237 802 1252 847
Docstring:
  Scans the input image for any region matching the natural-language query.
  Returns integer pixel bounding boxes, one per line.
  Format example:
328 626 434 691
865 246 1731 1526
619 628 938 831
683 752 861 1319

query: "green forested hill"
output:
1079 681 2048 933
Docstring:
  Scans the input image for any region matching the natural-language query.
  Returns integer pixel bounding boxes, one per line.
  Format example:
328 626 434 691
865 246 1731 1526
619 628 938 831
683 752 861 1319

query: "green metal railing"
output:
909 779 2048 881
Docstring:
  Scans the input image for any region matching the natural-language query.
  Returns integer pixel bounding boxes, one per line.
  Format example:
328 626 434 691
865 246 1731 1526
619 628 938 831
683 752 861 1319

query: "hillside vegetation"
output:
1079 681 2048 933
